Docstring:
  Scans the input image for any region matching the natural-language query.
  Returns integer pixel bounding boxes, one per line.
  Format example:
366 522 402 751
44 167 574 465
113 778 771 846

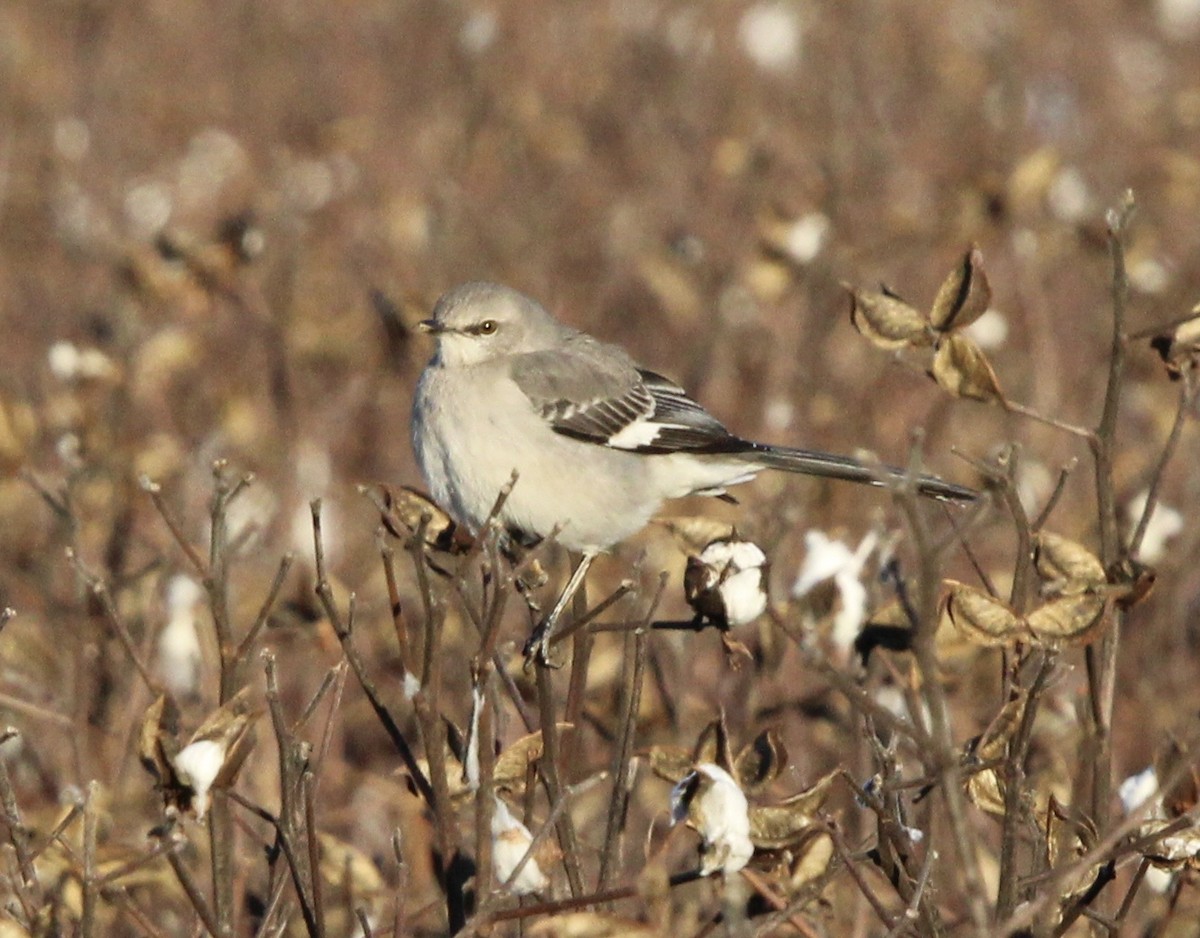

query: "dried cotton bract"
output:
491 797 549 896
671 763 755 876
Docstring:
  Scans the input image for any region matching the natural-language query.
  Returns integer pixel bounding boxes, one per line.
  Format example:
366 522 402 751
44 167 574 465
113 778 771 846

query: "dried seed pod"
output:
364 483 469 553
733 728 788 794
747 769 838 850
1034 532 1107 594
930 334 1004 403
847 286 932 350
942 580 1026 647
1026 594 1107 647
684 537 769 628
930 246 992 332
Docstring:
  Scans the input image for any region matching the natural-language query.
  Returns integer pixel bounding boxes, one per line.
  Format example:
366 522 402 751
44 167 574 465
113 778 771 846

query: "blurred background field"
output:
2 1 1200 934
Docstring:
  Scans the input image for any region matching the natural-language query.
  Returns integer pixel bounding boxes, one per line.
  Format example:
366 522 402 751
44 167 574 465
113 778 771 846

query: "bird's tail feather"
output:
742 443 977 502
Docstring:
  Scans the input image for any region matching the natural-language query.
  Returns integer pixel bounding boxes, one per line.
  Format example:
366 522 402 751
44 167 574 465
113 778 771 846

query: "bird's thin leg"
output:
523 551 596 665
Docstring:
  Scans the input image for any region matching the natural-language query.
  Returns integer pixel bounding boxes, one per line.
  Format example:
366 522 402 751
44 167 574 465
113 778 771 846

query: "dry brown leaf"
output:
929 246 992 331
942 580 1026 647
930 334 1004 403
1034 532 1106 593
847 286 931 350
1026 594 1107 647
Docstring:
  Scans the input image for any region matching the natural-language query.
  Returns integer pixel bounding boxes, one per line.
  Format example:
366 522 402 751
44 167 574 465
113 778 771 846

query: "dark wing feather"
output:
511 340 746 454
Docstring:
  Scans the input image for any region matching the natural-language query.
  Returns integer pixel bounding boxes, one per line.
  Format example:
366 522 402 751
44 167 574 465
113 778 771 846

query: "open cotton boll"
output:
671 763 754 876
684 538 768 627
1119 767 1161 815
491 798 548 896
172 739 226 820
793 530 879 651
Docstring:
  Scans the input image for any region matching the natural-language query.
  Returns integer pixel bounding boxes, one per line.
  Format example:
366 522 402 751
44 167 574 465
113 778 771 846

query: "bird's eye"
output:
477 320 498 335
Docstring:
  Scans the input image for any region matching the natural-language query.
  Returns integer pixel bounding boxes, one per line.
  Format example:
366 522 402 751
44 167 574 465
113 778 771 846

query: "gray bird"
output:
412 282 975 660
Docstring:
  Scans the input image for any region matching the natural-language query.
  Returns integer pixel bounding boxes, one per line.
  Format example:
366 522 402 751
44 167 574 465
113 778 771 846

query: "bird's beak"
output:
418 319 444 334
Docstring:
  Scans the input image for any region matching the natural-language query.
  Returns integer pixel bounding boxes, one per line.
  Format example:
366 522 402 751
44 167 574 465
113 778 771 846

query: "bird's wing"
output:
510 341 743 454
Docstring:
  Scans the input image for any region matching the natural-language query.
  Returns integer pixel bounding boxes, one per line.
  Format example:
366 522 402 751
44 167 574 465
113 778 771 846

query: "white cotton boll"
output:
672 764 754 876
1129 257 1171 295
685 538 769 627
1125 490 1184 564
738 3 802 72
1144 865 1175 893
491 798 548 895
1046 167 1091 224
402 672 422 702
793 530 878 651
963 308 1009 350
172 739 226 820
779 212 830 264
1118 767 1160 815
48 342 118 383
48 341 81 381
792 531 856 597
157 576 205 698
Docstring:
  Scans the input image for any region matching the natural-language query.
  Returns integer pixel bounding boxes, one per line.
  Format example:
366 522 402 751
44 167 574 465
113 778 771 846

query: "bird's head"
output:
420 282 570 368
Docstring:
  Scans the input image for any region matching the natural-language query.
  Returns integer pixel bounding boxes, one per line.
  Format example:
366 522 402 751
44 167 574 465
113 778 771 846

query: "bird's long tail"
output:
740 443 977 502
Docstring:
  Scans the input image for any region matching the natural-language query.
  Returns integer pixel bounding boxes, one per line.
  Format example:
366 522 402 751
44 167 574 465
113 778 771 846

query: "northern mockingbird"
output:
412 281 975 660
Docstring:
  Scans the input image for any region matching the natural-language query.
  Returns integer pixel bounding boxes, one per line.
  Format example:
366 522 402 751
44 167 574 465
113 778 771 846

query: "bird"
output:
411 282 976 661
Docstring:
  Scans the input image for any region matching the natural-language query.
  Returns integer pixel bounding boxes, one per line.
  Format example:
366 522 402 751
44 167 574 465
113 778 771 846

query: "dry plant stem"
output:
738 867 822 938
355 908 375 938
407 559 468 933
228 792 322 938
302 772 325 933
561 560 594 778
206 464 252 703
1129 373 1196 558
998 806 1198 935
309 500 435 804
464 772 610 934
161 834 222 937
74 565 160 695
236 552 295 661
1031 459 1078 533
898 484 990 937
881 842 936 938
598 577 662 889
1085 195 1137 832
378 536 412 673
141 477 209 576
548 581 636 648
534 662 586 897
265 652 318 930
100 885 173 938
80 781 99 937
772 608 935 750
995 651 1056 922
829 827 896 930
473 668 497 902
0 691 73 727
